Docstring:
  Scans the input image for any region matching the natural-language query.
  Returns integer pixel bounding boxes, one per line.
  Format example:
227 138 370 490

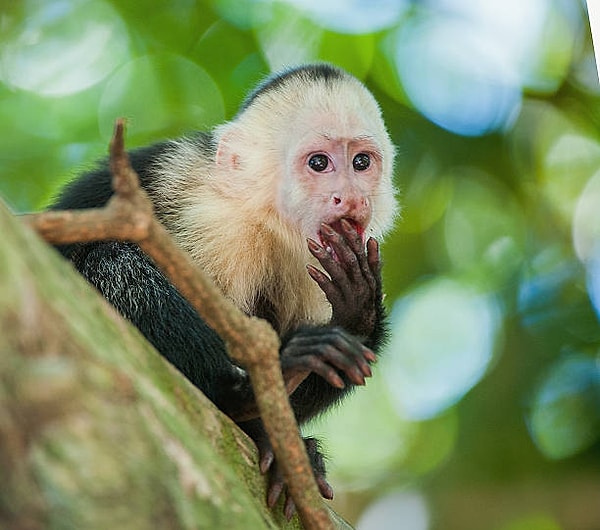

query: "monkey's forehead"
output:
241 86 387 139
289 114 383 147
284 101 391 150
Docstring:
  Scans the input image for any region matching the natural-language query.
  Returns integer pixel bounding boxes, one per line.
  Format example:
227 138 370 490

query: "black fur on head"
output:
238 63 347 115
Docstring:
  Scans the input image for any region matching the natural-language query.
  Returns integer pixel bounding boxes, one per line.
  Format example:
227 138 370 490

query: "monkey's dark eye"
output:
353 153 371 171
308 154 329 172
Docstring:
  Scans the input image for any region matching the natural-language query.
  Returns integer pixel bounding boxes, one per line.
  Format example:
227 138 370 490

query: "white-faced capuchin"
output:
51 63 398 518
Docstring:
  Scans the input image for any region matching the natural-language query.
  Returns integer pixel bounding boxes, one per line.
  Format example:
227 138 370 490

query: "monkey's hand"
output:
307 219 382 339
280 326 375 393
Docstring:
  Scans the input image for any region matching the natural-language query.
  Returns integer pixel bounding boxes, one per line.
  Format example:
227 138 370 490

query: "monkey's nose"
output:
331 194 368 212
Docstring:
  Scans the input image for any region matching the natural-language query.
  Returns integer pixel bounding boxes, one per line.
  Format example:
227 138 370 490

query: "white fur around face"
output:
149 68 398 335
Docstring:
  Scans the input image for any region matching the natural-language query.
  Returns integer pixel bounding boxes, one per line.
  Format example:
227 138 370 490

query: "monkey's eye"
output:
308 154 329 172
353 153 371 171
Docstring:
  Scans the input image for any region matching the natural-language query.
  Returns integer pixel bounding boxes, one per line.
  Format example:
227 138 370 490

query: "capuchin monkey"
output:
51 63 397 517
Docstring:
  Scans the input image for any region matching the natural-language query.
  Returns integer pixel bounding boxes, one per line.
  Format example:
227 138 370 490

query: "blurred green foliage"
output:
1 1 599 528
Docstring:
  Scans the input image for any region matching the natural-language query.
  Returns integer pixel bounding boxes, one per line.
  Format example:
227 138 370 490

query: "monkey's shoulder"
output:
50 132 215 211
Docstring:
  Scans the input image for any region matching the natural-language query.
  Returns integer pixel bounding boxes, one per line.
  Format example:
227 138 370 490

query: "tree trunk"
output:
0 199 350 529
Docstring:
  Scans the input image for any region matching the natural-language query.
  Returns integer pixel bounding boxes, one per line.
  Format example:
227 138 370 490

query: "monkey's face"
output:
278 121 386 248
216 74 398 247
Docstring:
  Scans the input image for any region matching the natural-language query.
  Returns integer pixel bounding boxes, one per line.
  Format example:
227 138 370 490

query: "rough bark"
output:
0 200 351 529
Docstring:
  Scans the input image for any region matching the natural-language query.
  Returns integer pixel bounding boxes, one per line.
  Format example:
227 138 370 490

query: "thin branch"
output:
22 119 334 530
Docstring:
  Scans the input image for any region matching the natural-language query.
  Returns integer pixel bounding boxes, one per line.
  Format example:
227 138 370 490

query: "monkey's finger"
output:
265 456 289 510
321 224 376 291
320 224 364 283
267 478 285 508
306 264 344 307
284 494 296 521
340 219 377 286
323 329 378 367
307 237 349 287
306 263 331 287
340 218 365 255
259 447 275 474
316 476 334 500
283 354 347 388
290 343 369 386
366 237 382 279
286 329 376 365
361 237 380 293
286 330 376 371
318 344 372 383
321 336 375 378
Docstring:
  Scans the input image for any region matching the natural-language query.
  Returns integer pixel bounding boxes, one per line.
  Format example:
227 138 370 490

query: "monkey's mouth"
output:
319 218 366 260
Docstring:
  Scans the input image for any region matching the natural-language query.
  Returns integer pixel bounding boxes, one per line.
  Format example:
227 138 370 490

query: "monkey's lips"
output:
319 218 366 261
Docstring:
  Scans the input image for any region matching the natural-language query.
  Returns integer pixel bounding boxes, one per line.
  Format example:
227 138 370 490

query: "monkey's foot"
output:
257 436 334 521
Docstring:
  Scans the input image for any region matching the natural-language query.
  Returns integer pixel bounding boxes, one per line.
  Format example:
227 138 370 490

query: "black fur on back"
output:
51 132 215 212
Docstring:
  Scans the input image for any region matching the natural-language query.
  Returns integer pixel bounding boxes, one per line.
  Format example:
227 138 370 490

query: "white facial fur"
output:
215 69 398 244
152 66 398 332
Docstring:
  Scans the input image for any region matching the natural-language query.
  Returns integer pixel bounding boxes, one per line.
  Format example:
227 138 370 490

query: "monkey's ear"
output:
216 125 243 171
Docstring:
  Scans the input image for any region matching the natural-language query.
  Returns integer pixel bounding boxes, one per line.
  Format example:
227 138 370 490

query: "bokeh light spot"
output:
1 0 129 96
280 0 408 34
393 0 580 136
305 377 415 488
384 278 500 420
573 169 600 264
587 247 600 321
394 14 521 136
358 491 429 530
528 354 600 459
442 170 524 280
254 5 322 71
98 54 224 144
517 247 578 330
543 133 600 228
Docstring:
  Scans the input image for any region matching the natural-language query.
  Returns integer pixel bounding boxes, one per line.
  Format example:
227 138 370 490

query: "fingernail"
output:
340 218 353 231
320 481 334 500
364 349 377 362
260 453 274 474
306 265 321 279
268 484 284 508
307 238 322 252
332 374 345 388
355 370 366 385
285 502 296 521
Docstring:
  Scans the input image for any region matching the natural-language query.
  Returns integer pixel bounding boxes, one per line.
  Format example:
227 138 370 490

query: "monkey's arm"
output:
257 222 388 515
270 220 387 422
58 239 374 423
